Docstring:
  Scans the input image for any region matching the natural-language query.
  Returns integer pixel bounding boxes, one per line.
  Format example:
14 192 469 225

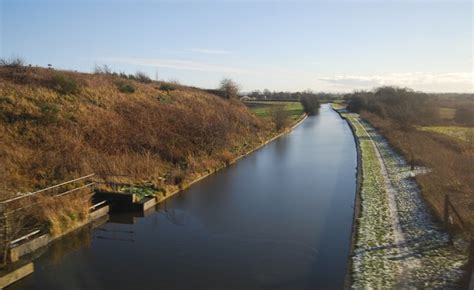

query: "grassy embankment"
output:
0 66 295 237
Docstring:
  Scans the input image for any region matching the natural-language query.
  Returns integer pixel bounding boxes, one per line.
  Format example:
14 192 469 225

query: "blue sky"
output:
1 0 472 92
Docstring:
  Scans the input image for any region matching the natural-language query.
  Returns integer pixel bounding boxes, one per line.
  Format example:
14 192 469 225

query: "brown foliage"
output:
362 111 474 232
0 66 271 196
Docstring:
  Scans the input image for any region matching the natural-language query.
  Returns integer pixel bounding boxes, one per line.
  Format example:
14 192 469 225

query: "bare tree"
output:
0 56 25 67
219 78 239 99
94 64 112 75
269 104 289 130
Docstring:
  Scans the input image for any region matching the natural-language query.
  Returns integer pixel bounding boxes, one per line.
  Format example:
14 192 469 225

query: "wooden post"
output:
444 194 454 244
0 204 8 266
444 194 449 230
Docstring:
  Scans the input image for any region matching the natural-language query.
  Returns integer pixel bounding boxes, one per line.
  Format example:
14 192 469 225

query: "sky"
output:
1 0 473 93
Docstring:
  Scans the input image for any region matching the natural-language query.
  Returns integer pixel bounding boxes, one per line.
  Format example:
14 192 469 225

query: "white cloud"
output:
97 57 259 75
318 72 473 91
186 48 233 55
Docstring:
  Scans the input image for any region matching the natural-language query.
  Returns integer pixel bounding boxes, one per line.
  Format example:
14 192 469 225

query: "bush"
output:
116 81 135 93
135 71 152 83
94 64 112 75
168 168 186 185
269 104 289 130
300 95 320 115
50 74 79 95
159 83 177 92
219 78 239 99
0 57 25 67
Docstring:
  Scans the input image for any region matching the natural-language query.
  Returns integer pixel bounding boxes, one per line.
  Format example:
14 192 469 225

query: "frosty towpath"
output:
344 111 468 288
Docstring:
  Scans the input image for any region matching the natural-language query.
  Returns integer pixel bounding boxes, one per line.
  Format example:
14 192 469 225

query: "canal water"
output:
10 104 357 290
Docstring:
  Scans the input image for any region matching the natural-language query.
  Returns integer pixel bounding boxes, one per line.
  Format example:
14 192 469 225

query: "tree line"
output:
247 90 339 102
345 86 473 126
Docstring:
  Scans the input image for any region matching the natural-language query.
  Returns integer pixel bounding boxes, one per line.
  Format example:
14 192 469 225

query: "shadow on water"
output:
9 104 357 290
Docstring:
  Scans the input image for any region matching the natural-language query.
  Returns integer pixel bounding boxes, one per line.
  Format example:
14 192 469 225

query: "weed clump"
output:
116 81 136 93
159 83 177 92
50 74 80 95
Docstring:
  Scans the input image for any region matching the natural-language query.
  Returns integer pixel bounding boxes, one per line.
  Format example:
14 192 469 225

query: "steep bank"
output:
0 66 280 199
337 109 469 288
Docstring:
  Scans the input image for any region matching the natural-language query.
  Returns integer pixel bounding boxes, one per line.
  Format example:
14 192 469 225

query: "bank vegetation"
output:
345 87 474 233
0 63 298 237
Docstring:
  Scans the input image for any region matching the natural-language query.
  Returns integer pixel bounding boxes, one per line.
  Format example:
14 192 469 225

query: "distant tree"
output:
300 95 320 115
219 78 239 99
454 107 474 126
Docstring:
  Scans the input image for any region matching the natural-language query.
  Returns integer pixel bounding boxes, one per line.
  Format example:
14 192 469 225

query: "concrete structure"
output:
0 262 34 289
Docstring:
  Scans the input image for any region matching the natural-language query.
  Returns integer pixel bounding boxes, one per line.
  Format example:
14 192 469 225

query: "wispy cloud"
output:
97 57 258 75
186 48 233 55
318 72 473 90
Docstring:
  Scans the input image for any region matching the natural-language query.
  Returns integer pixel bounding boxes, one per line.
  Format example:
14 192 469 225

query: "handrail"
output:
1 174 95 204
55 182 95 198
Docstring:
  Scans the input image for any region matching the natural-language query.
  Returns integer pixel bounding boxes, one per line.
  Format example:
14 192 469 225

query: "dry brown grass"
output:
362 111 474 233
33 192 90 237
0 66 274 198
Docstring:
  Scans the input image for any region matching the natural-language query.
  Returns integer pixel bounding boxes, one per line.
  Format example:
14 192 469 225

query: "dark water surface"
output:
10 104 357 290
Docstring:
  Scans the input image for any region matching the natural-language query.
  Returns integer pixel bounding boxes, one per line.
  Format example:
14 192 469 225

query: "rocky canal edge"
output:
333 105 472 289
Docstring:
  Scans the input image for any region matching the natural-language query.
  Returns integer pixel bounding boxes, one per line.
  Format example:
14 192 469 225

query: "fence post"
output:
443 194 454 245
444 194 449 229
0 203 8 266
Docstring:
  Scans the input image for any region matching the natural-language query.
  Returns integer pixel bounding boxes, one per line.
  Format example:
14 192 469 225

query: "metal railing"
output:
0 174 96 266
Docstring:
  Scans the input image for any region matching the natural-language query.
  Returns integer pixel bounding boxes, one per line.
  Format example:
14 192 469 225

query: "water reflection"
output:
10 104 357 290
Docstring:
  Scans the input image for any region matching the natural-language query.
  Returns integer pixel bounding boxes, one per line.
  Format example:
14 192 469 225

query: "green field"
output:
439 107 456 120
244 101 304 120
418 126 474 142
331 102 345 110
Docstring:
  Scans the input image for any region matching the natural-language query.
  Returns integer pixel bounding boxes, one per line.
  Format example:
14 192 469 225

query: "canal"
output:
10 104 357 290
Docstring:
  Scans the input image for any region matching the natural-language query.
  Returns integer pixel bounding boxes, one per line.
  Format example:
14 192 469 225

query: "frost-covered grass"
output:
341 112 469 289
343 113 397 288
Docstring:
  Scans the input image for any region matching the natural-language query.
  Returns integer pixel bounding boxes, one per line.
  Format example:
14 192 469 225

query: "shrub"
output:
269 104 289 130
135 71 152 83
0 57 25 67
50 74 79 95
94 64 112 75
219 78 239 99
159 83 177 92
168 168 186 185
116 81 135 93
300 95 320 115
